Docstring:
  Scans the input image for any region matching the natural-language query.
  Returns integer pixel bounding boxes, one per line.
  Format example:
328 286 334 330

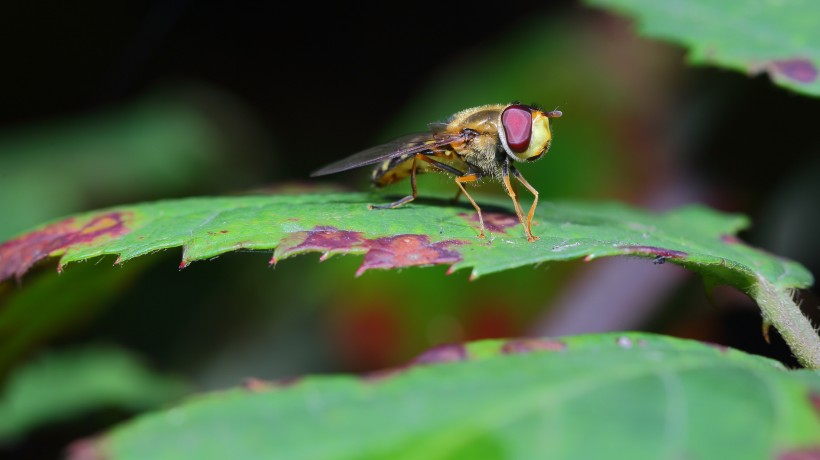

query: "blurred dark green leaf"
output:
0 258 150 373
0 346 188 443
585 0 820 96
76 333 820 460
0 87 267 241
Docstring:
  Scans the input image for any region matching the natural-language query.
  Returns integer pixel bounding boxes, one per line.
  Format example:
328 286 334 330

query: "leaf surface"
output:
0 193 810 289
73 333 820 460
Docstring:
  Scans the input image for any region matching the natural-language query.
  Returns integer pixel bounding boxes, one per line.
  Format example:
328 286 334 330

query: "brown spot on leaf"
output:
272 226 466 275
243 377 273 392
617 245 687 260
243 375 301 390
721 234 742 244
770 59 818 83
502 338 566 354
460 212 520 234
273 226 367 264
358 235 464 276
66 438 108 460
411 343 468 364
809 392 820 416
704 341 730 353
363 343 469 382
0 212 131 283
778 448 820 460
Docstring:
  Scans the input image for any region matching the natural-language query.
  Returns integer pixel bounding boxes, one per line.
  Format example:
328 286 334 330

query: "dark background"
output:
1 2 547 173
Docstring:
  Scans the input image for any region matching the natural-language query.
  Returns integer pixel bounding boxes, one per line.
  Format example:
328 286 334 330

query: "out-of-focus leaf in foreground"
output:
585 0 820 97
0 346 188 443
70 333 820 460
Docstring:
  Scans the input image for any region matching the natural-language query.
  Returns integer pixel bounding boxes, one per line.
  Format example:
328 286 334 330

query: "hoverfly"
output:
311 103 562 242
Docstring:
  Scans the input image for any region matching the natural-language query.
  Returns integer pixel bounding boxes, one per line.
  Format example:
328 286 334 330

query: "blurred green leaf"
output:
75 333 820 460
0 258 150 373
0 346 188 442
585 0 820 96
0 87 265 241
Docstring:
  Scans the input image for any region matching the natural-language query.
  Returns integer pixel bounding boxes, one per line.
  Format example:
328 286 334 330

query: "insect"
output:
311 103 562 242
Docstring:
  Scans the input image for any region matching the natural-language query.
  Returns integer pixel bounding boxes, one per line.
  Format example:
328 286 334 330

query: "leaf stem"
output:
752 276 820 369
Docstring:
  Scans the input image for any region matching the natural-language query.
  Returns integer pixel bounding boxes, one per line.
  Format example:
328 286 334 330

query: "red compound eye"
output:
501 105 532 153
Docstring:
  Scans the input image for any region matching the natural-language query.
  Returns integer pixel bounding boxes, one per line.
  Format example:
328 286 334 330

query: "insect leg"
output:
414 154 465 202
502 162 537 242
369 155 418 209
454 173 486 239
511 167 540 242
415 156 486 238
451 188 463 204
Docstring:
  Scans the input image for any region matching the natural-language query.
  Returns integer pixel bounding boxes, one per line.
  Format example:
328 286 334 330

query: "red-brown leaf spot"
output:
271 227 466 275
721 234 742 244
358 235 464 276
460 212 520 234
770 59 819 83
365 342 469 382
272 226 367 264
501 338 567 354
616 245 687 259
66 438 108 460
778 448 820 460
411 343 468 365
0 212 131 283
809 392 820 416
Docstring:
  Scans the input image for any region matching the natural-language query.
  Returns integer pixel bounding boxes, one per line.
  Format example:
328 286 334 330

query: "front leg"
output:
501 162 537 242
415 155 487 239
511 167 539 241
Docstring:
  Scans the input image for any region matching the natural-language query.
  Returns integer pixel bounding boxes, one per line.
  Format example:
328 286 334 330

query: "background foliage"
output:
0 1 818 458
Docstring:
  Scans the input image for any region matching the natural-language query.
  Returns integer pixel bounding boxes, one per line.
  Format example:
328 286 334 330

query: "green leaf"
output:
71 333 820 460
1 192 816 366
584 0 820 97
0 346 188 442
0 193 809 287
0 259 151 373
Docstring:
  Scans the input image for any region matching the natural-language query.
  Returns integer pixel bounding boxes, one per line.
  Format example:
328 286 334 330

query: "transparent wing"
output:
310 131 466 177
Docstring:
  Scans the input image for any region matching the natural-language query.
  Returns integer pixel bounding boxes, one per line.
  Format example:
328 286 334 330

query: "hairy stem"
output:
752 276 820 369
